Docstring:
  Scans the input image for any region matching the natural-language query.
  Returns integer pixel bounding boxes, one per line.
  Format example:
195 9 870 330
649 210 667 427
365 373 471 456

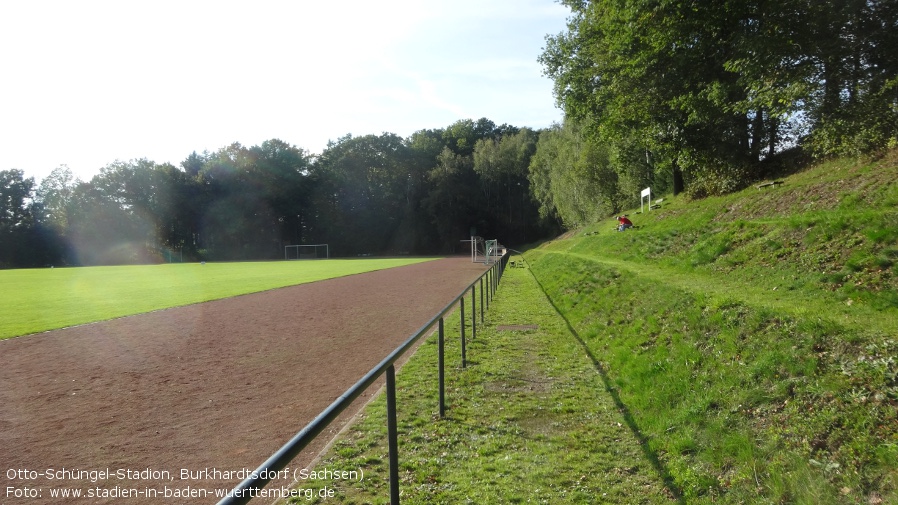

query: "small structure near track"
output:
462 236 505 264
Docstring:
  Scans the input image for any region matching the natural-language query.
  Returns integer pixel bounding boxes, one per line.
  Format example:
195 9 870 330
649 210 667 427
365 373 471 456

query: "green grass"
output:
0 258 437 340
7 151 895 503
287 266 675 504
517 152 898 503
285 151 898 504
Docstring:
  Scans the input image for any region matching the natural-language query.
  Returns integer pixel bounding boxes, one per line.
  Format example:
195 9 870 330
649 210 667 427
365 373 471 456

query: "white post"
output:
641 187 652 213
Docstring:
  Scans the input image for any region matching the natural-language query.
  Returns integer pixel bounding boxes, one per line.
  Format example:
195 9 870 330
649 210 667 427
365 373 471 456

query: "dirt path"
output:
0 257 487 504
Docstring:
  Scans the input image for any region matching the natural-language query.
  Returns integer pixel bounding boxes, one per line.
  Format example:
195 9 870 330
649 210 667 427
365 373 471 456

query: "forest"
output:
2 0 896 268
533 0 898 222
0 119 556 267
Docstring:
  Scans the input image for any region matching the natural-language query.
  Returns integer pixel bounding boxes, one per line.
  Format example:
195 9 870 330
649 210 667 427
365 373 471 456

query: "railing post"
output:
460 298 466 369
486 269 491 310
217 266 501 505
479 277 484 323
438 317 445 418
386 365 400 505
471 285 476 341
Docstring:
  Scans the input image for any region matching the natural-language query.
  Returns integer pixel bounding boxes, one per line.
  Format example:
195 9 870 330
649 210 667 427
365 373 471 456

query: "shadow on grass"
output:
530 272 686 504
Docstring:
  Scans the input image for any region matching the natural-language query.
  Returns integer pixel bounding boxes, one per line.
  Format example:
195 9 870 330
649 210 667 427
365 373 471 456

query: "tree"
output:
244 139 314 251
442 118 499 156
0 169 34 230
423 147 481 251
4 120 563 264
194 141 314 260
529 119 621 228
181 151 205 178
542 0 898 206
420 118 511 250
473 128 540 244
802 0 898 156
312 133 413 254
0 169 37 267
35 165 79 232
62 160 164 264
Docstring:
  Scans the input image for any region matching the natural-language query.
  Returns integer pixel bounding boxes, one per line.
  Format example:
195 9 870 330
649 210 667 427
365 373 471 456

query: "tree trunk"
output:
672 161 684 196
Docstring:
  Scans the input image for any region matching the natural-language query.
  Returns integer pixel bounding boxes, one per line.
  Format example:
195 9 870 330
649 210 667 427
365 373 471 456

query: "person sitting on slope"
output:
617 215 633 232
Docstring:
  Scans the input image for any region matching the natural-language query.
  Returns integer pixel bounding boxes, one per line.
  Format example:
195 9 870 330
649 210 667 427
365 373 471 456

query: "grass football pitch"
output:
0 258 438 340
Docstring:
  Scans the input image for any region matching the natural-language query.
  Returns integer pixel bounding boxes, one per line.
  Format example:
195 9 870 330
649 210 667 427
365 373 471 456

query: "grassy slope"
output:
283 153 896 505
525 151 898 503
0 258 437 340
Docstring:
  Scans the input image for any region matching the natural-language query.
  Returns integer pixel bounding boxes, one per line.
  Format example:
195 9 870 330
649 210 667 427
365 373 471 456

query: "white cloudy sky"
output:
0 0 570 183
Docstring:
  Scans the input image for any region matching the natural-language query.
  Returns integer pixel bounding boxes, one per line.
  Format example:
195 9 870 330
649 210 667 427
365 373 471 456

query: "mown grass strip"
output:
0 258 437 340
288 267 676 504
526 245 898 504
531 249 898 336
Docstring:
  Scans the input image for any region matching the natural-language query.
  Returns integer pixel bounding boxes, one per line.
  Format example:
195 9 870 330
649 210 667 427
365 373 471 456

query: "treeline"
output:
534 0 898 223
5 2 897 267
1 119 560 268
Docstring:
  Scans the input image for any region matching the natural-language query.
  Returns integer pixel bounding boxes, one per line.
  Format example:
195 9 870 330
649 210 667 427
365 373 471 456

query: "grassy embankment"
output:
0 258 436 340
292 152 897 504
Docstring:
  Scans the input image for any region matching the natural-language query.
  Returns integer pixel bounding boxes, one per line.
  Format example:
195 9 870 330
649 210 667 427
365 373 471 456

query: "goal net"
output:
470 236 502 264
285 244 329 260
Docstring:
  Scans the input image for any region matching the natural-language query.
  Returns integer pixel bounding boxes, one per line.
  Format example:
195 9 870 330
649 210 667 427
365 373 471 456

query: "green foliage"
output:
246 151 898 505
313 133 419 255
35 165 79 231
541 0 898 204
0 169 34 228
521 152 898 503
472 128 540 244
4 118 559 268
528 119 623 228
683 163 754 199
0 169 58 268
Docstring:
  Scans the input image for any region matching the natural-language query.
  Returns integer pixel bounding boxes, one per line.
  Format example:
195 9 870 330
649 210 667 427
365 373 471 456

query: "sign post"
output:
640 187 652 213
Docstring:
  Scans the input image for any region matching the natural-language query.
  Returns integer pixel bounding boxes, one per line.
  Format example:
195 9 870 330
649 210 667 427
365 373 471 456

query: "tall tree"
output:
0 169 37 267
541 0 898 202
0 169 34 231
313 133 413 254
473 128 540 244
529 119 619 228
803 0 898 155
246 139 314 251
35 165 79 232
423 147 481 251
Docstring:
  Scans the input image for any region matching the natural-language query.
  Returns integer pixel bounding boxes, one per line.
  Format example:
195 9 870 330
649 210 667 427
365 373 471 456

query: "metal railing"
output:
218 254 508 504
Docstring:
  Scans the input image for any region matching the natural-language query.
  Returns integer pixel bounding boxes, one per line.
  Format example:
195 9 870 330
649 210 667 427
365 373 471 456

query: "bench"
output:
756 180 784 190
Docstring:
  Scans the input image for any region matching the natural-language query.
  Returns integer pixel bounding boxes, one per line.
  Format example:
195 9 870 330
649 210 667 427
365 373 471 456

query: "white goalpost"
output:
285 244 329 260
467 236 502 264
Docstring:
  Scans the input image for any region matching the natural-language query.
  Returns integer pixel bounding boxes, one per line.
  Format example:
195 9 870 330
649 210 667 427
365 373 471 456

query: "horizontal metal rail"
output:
218 253 508 504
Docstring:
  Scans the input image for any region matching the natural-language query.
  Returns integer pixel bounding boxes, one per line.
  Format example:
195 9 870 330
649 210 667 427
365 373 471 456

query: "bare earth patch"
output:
0 257 486 504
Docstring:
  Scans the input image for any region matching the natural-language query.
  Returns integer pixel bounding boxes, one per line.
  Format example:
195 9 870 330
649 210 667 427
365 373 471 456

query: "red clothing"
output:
618 216 632 226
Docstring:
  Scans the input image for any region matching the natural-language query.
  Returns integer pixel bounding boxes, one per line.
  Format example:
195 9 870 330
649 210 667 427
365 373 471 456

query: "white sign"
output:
640 187 652 213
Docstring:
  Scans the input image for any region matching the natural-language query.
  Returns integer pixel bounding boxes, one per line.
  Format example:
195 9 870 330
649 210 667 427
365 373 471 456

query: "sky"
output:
0 0 570 184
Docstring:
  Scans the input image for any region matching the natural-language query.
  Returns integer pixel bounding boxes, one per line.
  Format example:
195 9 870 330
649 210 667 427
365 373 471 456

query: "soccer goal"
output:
468 236 502 264
285 244 329 260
